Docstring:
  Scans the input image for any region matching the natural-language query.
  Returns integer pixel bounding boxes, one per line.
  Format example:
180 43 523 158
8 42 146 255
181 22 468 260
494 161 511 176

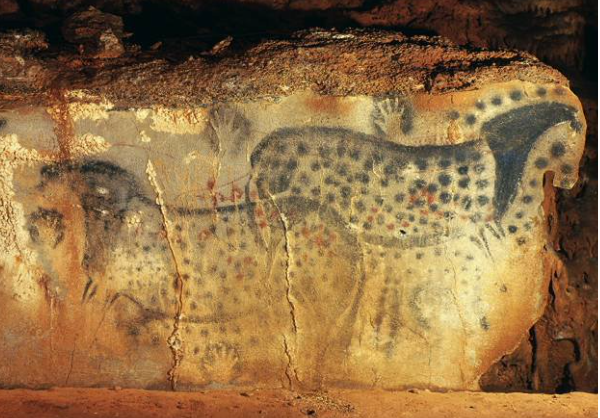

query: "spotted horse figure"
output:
22 83 586 390
248 85 585 387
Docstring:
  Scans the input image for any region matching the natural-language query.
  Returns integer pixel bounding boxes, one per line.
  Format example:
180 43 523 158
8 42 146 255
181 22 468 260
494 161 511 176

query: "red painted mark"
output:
259 220 268 229
301 227 311 238
269 210 280 221
402 221 410 228
227 256 233 265
427 194 435 205
420 210 428 216
371 207 379 213
386 223 395 230
367 215 374 222
198 229 212 240
206 178 220 208
255 207 265 217
243 256 253 265
230 185 243 202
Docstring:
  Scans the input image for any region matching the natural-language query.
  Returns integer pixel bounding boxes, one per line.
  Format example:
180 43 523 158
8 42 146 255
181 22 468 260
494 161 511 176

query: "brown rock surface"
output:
0 29 588 391
0 387 596 418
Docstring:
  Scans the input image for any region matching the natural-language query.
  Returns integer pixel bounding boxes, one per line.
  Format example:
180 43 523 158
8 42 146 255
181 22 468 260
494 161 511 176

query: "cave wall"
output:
0 0 596 393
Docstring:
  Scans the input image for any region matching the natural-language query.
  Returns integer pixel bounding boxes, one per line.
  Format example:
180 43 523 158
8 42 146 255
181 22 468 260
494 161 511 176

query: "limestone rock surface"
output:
0 29 587 391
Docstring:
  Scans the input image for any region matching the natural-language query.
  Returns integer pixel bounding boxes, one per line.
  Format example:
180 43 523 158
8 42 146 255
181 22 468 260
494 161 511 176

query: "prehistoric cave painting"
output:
251 99 581 252
14 83 586 389
27 158 365 387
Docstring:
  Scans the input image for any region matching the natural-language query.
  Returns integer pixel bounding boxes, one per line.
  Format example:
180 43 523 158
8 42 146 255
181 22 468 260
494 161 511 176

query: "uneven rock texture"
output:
0 0 593 69
0 30 588 391
480 90 598 393
0 388 597 418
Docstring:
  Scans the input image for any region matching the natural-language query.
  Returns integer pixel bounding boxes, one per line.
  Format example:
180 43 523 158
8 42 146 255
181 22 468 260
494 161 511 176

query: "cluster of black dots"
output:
252 130 497 245
448 87 551 128
502 139 572 246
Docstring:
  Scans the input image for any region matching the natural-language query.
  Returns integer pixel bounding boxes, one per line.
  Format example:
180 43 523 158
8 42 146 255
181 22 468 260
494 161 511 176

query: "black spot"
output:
291 186 302 195
508 225 518 233
534 158 548 169
439 159 452 169
529 179 538 187
414 199 425 208
336 144 346 157
551 142 566 158
537 87 547 96
350 149 361 160
515 211 524 219
480 316 490 331
458 178 470 189
383 164 396 176
414 179 426 189
477 196 489 206
311 187 321 197
475 101 486 110
318 146 331 159
310 161 321 171
357 173 370 184
475 179 489 189
471 151 483 162
440 192 452 203
438 174 452 187
340 186 351 199
522 195 533 204
415 159 428 170
465 114 477 125
509 90 523 101
449 110 460 120
429 204 438 212
355 200 366 212
560 164 574 174
374 196 384 206
427 184 438 193
458 166 469 175
491 96 503 106
336 163 349 177
297 142 309 155
462 196 472 210
416 252 424 260
363 222 373 230
394 193 405 203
